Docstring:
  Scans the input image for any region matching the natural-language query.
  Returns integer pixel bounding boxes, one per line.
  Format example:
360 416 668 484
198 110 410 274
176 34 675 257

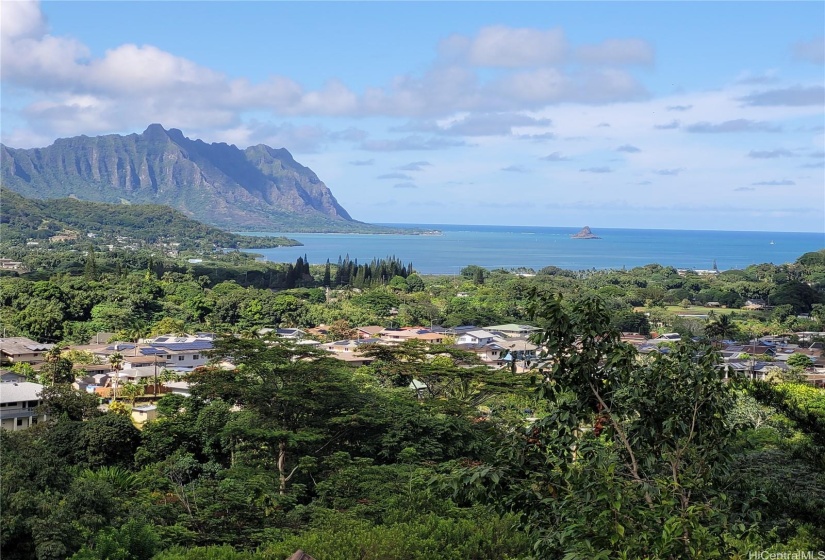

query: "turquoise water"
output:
242 225 825 275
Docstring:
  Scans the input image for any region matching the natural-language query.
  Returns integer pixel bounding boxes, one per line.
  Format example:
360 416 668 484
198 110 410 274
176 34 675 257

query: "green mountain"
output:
0 188 300 251
1 124 380 232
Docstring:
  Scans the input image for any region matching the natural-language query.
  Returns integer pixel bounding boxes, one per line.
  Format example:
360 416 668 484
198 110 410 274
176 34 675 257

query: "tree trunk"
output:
278 440 287 495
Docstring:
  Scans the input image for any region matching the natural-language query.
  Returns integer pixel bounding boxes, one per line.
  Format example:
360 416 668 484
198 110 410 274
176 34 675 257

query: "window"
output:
192 354 200 360
2 402 16 407
178 355 185 361
31 418 37 425
16 418 24 426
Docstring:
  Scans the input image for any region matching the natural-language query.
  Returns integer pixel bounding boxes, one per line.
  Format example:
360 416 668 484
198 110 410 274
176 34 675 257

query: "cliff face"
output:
1 124 355 231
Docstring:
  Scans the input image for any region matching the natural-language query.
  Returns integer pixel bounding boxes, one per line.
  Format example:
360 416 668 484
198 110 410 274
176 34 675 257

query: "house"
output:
0 370 28 384
131 405 158 424
743 299 767 310
456 330 497 346
0 381 46 430
0 337 55 365
377 328 444 344
356 326 385 339
456 342 508 365
484 324 540 338
163 381 192 397
275 328 307 339
321 339 382 353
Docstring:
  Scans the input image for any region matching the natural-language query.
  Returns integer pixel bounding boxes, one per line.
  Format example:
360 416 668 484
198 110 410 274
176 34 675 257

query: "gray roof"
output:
0 382 43 403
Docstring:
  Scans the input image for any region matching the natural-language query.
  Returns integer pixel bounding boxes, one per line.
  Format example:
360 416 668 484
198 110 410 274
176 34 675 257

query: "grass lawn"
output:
634 305 767 318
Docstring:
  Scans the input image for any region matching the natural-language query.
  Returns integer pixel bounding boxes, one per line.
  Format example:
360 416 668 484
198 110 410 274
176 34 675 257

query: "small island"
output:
571 226 601 239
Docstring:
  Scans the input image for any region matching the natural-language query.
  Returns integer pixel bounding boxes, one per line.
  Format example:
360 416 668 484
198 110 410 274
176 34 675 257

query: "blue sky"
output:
1 1 823 232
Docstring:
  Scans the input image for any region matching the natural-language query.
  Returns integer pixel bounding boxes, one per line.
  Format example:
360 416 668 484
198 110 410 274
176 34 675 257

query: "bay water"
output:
242 224 825 275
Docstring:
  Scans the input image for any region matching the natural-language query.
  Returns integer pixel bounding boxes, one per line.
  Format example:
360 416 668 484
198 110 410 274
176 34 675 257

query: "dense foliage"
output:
0 188 300 251
1 246 824 558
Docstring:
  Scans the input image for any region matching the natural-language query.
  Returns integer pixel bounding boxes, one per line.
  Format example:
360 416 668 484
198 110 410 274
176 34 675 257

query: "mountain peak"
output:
1 126 358 231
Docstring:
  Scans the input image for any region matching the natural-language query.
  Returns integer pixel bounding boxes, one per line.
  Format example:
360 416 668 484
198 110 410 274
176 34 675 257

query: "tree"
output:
705 313 739 345
108 352 123 402
84 245 98 281
39 384 102 421
453 291 748 558
193 337 364 495
786 353 814 370
41 347 75 385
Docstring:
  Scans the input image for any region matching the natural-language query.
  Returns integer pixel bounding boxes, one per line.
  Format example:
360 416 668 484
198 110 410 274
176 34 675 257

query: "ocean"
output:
242 225 825 275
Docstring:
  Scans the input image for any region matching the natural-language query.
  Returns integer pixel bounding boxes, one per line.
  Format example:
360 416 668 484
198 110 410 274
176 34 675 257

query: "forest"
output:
2 246 825 559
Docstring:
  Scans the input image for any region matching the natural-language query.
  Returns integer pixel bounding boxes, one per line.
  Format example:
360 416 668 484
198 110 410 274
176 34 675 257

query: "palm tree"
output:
705 314 738 347
108 352 124 401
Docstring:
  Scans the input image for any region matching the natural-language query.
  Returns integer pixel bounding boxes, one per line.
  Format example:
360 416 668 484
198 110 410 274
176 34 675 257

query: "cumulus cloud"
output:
747 149 794 159
575 38 654 66
735 71 779 85
361 136 466 151
793 37 825 64
580 166 612 173
378 172 414 180
442 26 568 68
329 127 368 142
397 161 432 171
654 168 683 176
397 112 551 136
393 182 418 189
501 165 530 173
616 144 641 153
654 120 680 130
667 105 692 111
752 180 795 186
739 85 825 107
2 4 658 144
516 132 557 141
801 161 825 169
541 152 569 161
685 119 781 133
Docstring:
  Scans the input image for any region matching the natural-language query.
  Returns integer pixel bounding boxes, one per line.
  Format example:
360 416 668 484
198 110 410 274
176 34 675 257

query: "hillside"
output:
1 124 389 233
0 188 300 251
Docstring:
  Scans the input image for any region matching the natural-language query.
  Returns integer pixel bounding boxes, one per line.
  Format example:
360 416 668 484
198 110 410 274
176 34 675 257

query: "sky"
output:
1 1 824 233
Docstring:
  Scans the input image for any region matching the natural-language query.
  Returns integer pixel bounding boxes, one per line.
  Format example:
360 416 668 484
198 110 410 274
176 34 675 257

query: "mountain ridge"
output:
1 124 379 233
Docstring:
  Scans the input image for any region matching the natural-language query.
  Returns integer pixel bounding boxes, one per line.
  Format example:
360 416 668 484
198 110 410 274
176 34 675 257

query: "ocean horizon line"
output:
374 223 825 236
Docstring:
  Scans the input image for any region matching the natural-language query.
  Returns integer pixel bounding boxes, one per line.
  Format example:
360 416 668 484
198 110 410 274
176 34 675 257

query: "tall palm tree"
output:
108 352 124 401
705 314 738 347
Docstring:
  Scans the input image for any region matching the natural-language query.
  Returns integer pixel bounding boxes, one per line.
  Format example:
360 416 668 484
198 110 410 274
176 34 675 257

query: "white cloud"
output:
740 85 825 107
794 37 825 64
575 39 654 66
454 26 568 68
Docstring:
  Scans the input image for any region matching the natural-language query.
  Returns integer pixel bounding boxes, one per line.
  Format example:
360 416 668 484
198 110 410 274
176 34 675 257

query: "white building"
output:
0 382 46 431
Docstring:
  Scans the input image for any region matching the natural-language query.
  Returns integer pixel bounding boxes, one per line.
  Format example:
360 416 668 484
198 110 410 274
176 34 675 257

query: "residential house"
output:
0 337 55 365
131 405 158 424
377 328 445 344
0 370 28 384
456 330 497 346
484 324 540 338
0 381 46 430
